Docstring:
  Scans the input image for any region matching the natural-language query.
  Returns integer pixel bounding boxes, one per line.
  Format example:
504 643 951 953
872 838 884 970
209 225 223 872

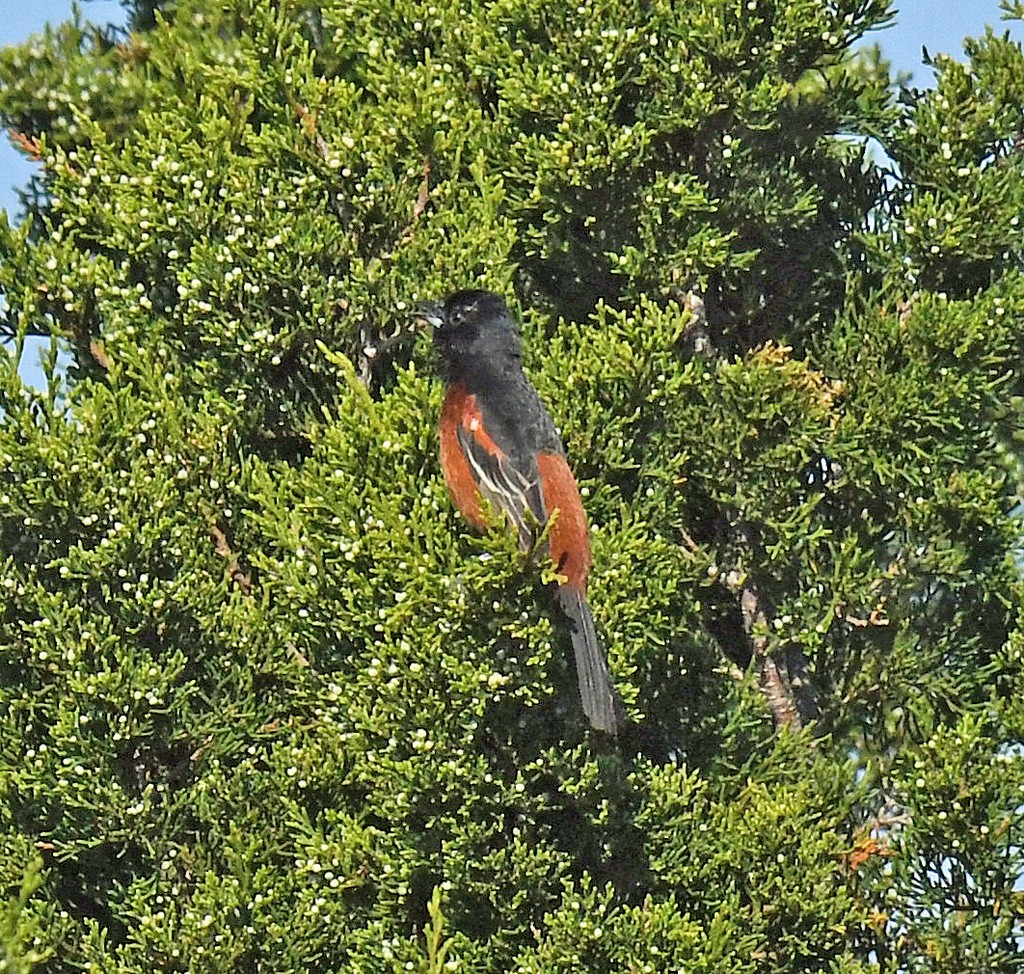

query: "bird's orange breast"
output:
439 381 489 530
536 452 591 590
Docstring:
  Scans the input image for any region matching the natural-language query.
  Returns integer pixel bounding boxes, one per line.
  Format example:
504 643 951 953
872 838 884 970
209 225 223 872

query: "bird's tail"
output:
557 585 620 734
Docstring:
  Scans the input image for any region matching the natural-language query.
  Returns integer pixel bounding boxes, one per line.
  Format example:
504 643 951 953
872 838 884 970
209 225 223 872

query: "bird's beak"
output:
410 301 444 329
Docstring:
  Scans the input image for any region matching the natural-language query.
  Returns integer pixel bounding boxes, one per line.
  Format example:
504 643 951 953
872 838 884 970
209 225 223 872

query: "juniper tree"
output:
1 1 1023 971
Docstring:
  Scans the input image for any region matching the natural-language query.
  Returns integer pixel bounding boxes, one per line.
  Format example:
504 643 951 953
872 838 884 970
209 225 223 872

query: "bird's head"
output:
417 289 522 380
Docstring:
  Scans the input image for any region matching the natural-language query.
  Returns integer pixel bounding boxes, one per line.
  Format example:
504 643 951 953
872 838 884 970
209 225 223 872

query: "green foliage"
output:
863 25 1024 295
2 0 1024 971
1 857 56 974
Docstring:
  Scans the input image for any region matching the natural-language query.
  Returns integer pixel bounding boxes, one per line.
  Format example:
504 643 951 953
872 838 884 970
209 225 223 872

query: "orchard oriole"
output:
419 289 619 734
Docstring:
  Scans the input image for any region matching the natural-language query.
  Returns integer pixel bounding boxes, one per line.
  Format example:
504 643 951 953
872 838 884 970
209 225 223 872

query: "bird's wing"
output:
455 422 547 550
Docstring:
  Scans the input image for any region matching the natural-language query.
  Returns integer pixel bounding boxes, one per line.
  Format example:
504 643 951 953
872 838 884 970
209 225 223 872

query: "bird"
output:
418 289 619 734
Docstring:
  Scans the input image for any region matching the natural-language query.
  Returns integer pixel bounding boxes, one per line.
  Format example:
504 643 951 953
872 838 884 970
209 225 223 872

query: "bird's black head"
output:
423 289 523 382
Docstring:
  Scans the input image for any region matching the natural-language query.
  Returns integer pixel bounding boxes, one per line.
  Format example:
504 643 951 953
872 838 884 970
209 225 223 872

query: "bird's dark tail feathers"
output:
557 585 620 734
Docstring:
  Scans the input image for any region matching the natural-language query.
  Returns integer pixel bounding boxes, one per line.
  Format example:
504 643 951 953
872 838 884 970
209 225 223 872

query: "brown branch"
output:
208 522 252 595
669 287 714 358
412 156 431 221
189 734 214 763
113 34 150 66
68 309 109 372
294 100 334 164
285 640 309 668
677 526 702 555
844 609 890 628
740 581 801 730
88 338 111 370
8 130 42 161
354 317 377 388
896 292 918 327
352 312 408 390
